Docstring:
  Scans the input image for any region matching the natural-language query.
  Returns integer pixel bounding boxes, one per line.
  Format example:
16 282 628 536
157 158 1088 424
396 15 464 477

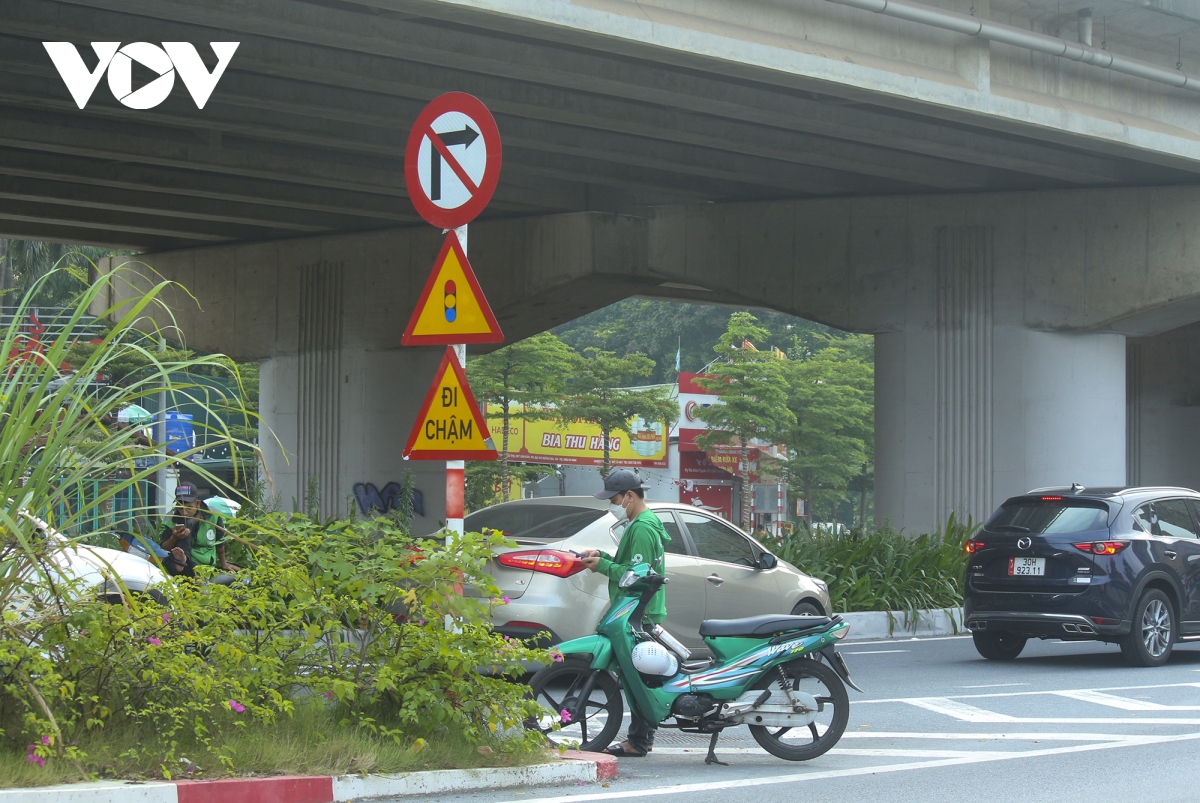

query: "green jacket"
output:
596 509 670 623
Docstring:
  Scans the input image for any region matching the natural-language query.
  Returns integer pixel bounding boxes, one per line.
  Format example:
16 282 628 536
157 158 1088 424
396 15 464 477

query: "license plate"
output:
1008 557 1045 576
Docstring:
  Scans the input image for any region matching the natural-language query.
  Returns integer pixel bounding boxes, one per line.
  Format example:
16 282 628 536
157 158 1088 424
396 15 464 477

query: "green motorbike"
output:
527 564 860 764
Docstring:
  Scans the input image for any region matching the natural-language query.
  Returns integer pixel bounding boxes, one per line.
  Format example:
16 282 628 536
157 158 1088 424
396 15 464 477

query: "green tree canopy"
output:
694 312 795 528
784 335 874 526
556 348 678 478
468 332 575 498
0 241 123 306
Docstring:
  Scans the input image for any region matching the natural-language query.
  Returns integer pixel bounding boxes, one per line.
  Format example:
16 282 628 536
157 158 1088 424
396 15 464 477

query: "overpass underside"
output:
9 0 1200 530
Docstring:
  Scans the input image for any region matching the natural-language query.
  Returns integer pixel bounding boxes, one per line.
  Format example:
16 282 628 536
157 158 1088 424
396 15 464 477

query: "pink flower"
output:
551 649 564 663
228 700 245 713
147 637 161 647
25 754 45 767
323 692 334 700
162 612 170 624
560 709 572 724
501 596 511 605
40 736 50 745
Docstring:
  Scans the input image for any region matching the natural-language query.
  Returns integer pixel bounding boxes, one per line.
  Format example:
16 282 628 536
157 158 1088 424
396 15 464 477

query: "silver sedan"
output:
467 496 831 654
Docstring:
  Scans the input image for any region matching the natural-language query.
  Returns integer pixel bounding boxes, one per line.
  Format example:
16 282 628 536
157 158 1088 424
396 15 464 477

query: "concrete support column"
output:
1126 322 1200 491
876 326 1126 534
259 346 445 524
874 225 1126 534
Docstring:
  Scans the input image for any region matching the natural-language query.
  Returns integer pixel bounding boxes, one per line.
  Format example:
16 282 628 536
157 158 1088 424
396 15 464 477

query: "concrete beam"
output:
16 0 1169 187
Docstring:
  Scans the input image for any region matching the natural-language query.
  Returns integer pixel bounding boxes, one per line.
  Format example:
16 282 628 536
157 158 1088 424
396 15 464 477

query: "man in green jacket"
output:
581 469 669 757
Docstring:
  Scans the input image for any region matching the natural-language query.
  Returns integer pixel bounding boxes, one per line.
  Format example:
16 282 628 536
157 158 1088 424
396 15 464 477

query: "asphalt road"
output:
431 635 1200 803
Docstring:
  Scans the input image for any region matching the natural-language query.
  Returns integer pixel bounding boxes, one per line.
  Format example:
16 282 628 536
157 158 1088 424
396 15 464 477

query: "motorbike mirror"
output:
756 552 778 570
618 562 652 588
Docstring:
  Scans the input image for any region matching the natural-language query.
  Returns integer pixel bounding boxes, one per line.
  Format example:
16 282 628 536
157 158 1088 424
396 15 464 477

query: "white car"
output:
11 511 167 614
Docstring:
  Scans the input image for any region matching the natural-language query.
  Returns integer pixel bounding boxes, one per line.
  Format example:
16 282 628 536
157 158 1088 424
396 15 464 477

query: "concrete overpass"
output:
5 0 1200 530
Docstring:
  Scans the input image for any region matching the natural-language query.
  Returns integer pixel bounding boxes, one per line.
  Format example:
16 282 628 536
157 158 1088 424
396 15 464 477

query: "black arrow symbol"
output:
430 125 479 201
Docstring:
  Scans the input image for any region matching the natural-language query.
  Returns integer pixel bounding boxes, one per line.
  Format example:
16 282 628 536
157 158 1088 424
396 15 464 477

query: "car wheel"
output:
972 631 1027 661
1120 589 1174 667
791 601 823 617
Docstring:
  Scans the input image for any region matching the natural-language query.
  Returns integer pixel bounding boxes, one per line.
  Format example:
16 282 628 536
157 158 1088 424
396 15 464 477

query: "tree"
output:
694 312 795 529
468 332 576 498
553 298 839 383
556 348 678 478
0 241 121 305
783 335 873 527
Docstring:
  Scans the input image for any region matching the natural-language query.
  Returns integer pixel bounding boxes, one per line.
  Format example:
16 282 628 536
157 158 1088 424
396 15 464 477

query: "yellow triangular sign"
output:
404 347 498 460
402 231 503 345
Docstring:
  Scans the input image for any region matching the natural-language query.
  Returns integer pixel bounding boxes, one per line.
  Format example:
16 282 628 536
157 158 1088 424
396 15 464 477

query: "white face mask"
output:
610 494 629 522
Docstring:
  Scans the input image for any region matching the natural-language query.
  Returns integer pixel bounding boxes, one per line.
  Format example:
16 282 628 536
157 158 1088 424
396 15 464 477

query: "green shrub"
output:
778 515 976 615
0 517 548 782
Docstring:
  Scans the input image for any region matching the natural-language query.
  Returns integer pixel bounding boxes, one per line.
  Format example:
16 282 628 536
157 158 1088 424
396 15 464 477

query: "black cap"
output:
175 483 199 502
593 469 644 499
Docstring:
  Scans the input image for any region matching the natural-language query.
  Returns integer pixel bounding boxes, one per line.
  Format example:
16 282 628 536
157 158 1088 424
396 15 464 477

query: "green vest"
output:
189 516 221 566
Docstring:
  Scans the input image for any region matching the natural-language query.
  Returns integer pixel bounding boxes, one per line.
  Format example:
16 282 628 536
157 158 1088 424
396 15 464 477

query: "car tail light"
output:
1072 541 1130 556
1040 496 1063 501
965 539 986 554
1090 616 1120 626
497 549 585 577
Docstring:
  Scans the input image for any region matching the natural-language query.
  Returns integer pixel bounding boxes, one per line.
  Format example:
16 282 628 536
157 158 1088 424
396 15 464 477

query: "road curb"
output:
0 753 615 802
841 607 964 641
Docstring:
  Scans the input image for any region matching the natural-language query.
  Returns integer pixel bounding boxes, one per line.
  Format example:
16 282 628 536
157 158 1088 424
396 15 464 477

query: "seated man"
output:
158 483 238 576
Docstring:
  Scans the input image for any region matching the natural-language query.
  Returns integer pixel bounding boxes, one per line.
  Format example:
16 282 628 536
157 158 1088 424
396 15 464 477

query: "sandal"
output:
604 742 649 757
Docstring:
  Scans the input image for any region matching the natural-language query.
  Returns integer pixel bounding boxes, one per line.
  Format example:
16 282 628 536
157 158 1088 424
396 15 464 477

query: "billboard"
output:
486 404 668 468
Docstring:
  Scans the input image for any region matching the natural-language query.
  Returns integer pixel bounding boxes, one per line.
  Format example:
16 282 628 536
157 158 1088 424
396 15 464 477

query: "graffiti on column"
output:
353 482 425 517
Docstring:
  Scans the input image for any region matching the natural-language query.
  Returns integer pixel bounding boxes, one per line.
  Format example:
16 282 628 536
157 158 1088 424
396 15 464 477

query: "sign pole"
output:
446 223 468 537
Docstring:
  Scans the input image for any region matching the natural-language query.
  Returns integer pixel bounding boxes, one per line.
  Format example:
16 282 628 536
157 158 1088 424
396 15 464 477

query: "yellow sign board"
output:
401 230 503 345
486 403 668 467
404 347 497 460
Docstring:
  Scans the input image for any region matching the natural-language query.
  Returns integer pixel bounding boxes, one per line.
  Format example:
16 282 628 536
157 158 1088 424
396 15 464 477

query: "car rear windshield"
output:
985 498 1109 534
464 505 606 541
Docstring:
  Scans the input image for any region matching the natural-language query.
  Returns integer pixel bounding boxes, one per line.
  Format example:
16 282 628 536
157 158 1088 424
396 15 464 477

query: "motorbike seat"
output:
699 614 832 638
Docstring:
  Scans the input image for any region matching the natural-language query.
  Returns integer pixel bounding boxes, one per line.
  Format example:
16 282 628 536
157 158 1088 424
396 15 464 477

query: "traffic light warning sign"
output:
401 230 503 346
403 346 498 460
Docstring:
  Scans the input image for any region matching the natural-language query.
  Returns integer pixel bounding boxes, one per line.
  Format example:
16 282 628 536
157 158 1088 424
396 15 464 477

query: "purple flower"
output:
26 754 45 767
162 612 170 624
560 709 572 724
228 700 245 713
323 692 334 700
147 637 161 647
551 649 564 663
40 736 50 745
501 596 511 605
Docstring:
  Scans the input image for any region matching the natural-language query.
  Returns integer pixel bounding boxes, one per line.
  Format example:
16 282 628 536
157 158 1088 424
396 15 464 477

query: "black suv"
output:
964 486 1200 667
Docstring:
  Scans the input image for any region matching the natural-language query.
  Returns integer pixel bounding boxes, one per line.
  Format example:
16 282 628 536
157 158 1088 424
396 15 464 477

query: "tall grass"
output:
778 514 976 616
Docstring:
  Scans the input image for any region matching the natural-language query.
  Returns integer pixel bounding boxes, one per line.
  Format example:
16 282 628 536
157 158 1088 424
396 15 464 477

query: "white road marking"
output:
958 683 1031 689
843 649 910 655
904 697 1018 722
649 746 1011 758
497 731 1200 803
861 680 1200 704
1054 690 1175 711
841 731 1141 741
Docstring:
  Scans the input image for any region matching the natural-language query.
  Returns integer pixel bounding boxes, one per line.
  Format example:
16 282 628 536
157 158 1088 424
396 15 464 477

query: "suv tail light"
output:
497 549 585 577
965 539 986 554
1072 541 1130 556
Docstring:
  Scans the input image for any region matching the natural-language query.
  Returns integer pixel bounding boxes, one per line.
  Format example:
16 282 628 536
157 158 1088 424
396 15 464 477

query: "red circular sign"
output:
405 92 502 229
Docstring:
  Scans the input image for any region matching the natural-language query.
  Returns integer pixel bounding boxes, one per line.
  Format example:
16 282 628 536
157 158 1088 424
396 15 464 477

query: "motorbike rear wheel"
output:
526 658 623 752
748 657 849 761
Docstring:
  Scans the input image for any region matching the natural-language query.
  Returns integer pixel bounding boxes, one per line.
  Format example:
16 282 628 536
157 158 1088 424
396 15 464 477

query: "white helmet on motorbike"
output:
631 641 679 676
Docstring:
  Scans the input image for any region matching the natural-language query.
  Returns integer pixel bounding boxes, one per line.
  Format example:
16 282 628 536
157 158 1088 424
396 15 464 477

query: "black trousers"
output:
626 704 656 749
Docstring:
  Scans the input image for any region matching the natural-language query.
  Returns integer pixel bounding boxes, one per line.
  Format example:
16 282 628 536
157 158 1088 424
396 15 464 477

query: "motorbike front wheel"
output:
526 658 623 752
748 657 849 761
